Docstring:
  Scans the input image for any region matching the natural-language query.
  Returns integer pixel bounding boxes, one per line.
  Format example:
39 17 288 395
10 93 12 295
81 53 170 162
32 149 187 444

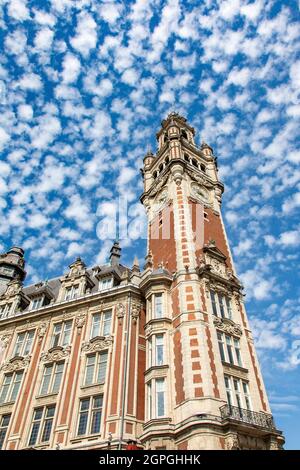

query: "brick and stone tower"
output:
140 113 284 450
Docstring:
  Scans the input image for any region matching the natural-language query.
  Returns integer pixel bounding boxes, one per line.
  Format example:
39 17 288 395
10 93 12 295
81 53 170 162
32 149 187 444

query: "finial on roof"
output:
109 241 121 266
132 256 140 272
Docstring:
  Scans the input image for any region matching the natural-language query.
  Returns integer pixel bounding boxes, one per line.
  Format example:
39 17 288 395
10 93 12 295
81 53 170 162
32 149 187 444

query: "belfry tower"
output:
140 113 284 450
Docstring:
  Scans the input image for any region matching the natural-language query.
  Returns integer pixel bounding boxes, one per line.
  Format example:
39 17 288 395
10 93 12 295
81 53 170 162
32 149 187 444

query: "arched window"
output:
184 154 190 163
192 158 198 167
159 163 164 173
163 134 168 143
165 156 170 164
153 171 157 179
181 130 188 140
200 164 206 173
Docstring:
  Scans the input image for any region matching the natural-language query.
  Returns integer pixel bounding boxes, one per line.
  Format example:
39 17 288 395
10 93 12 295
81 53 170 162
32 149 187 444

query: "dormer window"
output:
181 130 188 140
98 277 113 291
64 284 79 301
30 296 44 310
0 303 13 319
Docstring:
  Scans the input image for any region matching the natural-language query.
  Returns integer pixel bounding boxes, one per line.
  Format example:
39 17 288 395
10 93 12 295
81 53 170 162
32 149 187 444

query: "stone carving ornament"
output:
81 336 113 353
131 304 141 323
0 333 12 348
37 322 49 341
41 346 71 363
116 303 125 320
75 313 87 330
1 356 30 372
213 316 242 337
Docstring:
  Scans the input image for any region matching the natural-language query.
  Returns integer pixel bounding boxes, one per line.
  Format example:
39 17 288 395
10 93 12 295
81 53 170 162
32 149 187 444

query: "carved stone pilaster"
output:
225 434 239 450
131 303 141 323
116 303 125 322
75 312 87 333
0 333 12 348
37 322 49 342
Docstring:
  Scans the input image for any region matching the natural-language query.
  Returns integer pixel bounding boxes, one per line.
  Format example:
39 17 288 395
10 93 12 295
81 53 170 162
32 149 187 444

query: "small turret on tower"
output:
109 241 121 266
0 246 26 294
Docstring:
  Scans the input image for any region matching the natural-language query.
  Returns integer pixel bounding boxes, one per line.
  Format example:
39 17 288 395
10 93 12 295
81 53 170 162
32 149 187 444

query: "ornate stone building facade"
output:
0 114 284 450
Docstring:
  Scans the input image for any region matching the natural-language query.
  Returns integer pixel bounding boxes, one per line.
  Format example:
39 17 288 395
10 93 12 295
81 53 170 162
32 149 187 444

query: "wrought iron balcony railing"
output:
220 404 275 430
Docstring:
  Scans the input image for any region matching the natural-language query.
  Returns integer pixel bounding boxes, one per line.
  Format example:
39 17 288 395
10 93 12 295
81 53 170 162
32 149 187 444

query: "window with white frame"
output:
217 332 242 367
0 371 24 404
148 334 164 368
210 290 232 319
224 375 252 410
28 405 55 446
13 330 35 357
77 395 103 436
153 293 163 319
90 311 112 338
0 414 11 450
40 362 64 395
0 303 13 319
147 377 166 420
64 284 79 301
84 352 108 386
98 277 113 291
30 296 44 310
50 320 72 348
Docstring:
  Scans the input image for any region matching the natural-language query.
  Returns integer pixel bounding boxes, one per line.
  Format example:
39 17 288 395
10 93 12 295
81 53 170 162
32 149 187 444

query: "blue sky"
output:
0 0 299 449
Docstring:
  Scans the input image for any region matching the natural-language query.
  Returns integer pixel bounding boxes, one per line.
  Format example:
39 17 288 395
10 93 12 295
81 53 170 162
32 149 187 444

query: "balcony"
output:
220 404 275 431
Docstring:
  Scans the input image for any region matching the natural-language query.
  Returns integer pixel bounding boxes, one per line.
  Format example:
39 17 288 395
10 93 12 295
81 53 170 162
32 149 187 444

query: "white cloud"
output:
62 53 81 84
30 115 61 149
34 27 54 50
18 73 43 91
279 230 300 246
289 60 300 90
7 0 29 21
227 67 251 87
5 30 27 55
98 2 122 25
121 68 139 86
70 11 97 57
18 104 33 120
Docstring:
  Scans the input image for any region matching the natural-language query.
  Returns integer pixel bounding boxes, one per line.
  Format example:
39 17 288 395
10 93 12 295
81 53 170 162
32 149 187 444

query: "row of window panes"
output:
0 303 13 319
0 414 11 449
224 375 252 410
0 351 109 404
147 378 166 419
210 290 232 319
147 293 164 320
64 277 113 302
217 332 242 367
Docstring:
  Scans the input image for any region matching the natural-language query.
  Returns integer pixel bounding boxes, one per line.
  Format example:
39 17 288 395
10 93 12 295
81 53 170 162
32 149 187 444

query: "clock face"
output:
154 189 168 211
191 183 209 203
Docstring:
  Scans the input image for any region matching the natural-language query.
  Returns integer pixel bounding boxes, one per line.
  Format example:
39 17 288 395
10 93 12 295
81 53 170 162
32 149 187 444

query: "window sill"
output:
145 317 172 328
36 392 59 399
0 400 15 407
144 364 169 376
80 382 105 390
222 361 248 374
143 417 171 429
70 434 101 443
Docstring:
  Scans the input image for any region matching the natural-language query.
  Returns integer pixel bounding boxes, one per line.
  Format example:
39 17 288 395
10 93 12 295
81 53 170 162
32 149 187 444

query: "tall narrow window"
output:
210 291 218 316
226 297 232 320
50 321 72 348
40 363 64 395
28 406 55 446
218 294 225 318
242 382 251 410
14 330 35 357
217 332 226 362
0 414 11 450
77 396 103 436
99 277 113 291
234 338 242 367
225 335 234 364
154 294 163 318
0 303 12 319
233 379 242 411
148 337 153 368
155 335 164 366
224 375 233 407
156 378 165 417
103 311 112 336
0 371 23 404
91 313 101 338
147 382 152 420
